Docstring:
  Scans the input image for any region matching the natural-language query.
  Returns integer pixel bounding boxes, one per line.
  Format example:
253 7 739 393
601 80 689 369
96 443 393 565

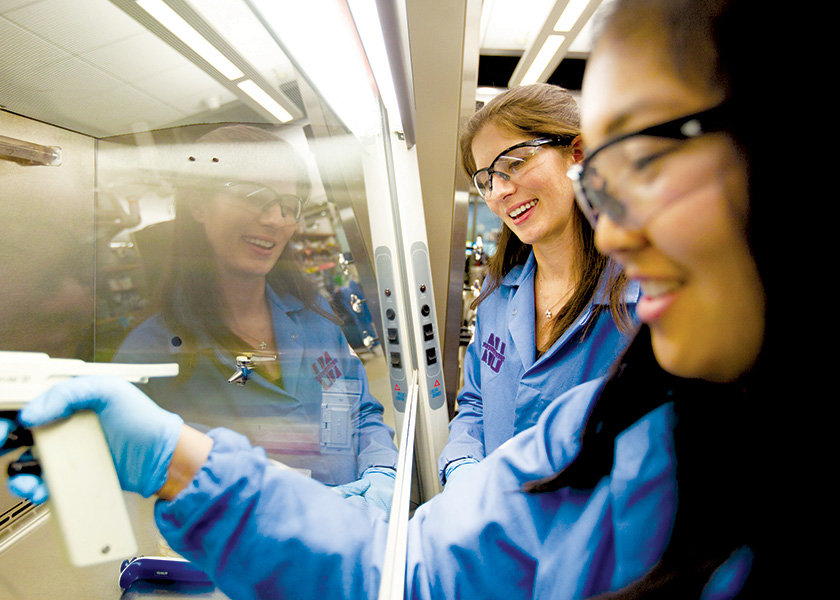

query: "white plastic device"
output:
0 351 178 566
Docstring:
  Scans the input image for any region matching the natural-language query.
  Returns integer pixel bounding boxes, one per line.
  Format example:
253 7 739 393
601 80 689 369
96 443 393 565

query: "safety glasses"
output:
220 181 303 222
472 135 575 200
567 102 731 228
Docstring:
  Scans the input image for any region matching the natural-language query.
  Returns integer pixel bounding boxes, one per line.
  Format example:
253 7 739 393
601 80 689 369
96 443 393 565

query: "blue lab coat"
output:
154 378 752 600
438 252 638 483
114 286 397 485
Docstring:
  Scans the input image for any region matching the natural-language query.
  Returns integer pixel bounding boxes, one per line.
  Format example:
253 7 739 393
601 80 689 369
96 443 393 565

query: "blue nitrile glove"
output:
0 418 11 446
8 449 48 504
0 418 13 452
443 458 479 491
3 416 49 504
332 466 396 515
17 376 183 499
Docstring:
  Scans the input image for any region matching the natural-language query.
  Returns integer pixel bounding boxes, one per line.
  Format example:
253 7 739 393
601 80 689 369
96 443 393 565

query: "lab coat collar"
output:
502 251 635 367
501 251 637 307
265 285 307 397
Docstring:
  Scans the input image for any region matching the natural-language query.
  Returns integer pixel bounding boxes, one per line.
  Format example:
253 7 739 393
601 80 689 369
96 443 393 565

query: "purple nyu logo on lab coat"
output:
312 351 343 390
480 333 506 373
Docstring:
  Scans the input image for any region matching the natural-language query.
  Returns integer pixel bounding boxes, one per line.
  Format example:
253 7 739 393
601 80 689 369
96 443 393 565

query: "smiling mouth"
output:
639 279 682 298
243 236 276 250
508 199 538 219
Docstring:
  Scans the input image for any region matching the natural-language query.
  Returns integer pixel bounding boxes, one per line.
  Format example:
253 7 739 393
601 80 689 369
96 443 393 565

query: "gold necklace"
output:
536 272 567 320
228 323 273 351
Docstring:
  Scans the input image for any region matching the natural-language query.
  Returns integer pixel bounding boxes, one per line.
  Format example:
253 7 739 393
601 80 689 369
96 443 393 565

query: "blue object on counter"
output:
118 556 212 590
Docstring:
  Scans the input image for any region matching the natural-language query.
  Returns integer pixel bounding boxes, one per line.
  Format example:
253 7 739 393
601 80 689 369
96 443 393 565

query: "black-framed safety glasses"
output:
220 181 304 222
567 102 731 228
472 135 576 200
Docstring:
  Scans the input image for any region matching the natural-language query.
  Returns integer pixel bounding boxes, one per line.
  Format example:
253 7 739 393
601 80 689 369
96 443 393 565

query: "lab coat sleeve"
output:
155 428 390 600
436 311 487 483
154 381 612 600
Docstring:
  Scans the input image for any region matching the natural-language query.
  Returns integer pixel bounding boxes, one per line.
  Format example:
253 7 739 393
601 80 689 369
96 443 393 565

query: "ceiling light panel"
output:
137 0 244 79
113 0 302 124
236 79 293 122
249 0 383 138
554 0 591 31
184 0 295 80
478 0 555 52
508 0 604 87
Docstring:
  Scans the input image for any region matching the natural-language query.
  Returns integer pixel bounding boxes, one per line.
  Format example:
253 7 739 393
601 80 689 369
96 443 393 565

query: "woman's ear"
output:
571 135 585 164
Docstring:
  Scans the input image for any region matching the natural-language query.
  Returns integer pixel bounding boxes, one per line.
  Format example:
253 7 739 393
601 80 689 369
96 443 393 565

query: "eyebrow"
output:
597 99 702 140
601 112 634 139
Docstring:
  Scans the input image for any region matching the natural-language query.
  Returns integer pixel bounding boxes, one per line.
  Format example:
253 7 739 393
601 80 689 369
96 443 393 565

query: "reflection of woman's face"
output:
581 40 765 383
471 122 580 251
191 180 299 281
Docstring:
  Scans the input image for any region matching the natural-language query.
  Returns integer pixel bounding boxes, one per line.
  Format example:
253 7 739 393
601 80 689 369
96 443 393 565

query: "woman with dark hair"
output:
9 0 784 596
113 124 398 509
439 84 636 488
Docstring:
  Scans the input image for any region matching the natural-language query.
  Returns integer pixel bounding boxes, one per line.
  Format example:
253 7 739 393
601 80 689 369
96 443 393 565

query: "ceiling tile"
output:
81 31 193 82
4 0 146 55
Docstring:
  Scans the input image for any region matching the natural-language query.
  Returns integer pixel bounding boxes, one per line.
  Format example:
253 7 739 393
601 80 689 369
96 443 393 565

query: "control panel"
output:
411 241 445 410
375 246 408 413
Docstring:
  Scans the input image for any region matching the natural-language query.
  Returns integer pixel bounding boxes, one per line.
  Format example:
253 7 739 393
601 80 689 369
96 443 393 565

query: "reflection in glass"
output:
99 125 397 485
1 0 403 593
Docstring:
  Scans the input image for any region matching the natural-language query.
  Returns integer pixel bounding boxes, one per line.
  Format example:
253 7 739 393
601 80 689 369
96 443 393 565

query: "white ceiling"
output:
479 0 605 56
0 0 241 137
0 0 599 138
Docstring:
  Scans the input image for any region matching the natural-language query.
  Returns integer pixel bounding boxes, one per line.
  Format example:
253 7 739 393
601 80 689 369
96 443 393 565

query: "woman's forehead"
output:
471 123 529 164
580 42 718 145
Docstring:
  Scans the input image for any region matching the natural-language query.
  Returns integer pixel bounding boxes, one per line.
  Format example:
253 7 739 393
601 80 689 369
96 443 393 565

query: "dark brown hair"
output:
524 1 780 597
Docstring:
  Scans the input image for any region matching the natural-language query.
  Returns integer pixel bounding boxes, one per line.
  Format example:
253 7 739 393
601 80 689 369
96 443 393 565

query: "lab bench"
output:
0 483 230 599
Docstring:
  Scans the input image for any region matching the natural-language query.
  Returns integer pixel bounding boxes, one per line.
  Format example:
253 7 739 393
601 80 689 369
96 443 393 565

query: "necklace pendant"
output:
545 309 552 319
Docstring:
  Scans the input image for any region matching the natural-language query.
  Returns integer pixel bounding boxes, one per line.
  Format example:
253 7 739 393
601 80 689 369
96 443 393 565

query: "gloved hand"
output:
2 416 47 504
8 450 48 504
332 466 396 515
0 417 13 450
15 376 183 499
443 458 479 491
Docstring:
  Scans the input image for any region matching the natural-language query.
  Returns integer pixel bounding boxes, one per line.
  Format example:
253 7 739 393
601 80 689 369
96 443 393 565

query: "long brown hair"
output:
460 84 632 343
156 125 338 377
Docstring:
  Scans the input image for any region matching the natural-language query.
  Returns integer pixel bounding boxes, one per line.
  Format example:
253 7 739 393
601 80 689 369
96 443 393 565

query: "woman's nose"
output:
593 213 647 257
487 173 516 202
257 201 292 225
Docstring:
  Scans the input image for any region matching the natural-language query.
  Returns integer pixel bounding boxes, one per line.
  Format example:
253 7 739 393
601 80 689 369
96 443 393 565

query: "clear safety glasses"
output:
567 103 731 229
220 181 303 222
472 135 575 200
